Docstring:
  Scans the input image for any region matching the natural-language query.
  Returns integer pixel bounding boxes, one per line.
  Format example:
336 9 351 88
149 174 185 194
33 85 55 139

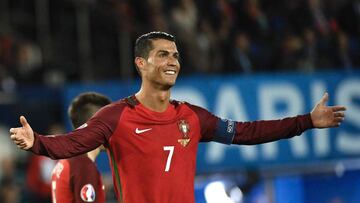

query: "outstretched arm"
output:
189 93 346 145
232 92 346 144
10 102 122 159
10 116 110 159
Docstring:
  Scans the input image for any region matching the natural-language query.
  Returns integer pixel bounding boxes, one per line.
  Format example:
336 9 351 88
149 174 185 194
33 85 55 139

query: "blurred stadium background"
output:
0 0 359 202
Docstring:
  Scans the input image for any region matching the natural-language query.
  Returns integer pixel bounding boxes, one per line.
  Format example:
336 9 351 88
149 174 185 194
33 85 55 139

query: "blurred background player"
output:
51 92 111 203
25 123 62 203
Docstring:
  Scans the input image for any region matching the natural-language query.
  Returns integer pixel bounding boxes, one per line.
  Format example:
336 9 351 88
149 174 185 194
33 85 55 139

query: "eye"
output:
158 52 168 58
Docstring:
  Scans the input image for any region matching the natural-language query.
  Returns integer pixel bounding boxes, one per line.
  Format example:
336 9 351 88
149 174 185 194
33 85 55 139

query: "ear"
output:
135 57 146 69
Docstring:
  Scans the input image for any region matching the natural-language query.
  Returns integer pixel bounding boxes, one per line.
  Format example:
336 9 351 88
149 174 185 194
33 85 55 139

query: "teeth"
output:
165 70 176 75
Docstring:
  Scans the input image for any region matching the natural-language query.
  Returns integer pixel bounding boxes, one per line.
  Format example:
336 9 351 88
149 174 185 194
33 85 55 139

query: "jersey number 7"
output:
163 146 174 172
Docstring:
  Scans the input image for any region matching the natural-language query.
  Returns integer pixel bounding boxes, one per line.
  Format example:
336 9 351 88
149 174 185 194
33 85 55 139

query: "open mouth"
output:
164 70 176 75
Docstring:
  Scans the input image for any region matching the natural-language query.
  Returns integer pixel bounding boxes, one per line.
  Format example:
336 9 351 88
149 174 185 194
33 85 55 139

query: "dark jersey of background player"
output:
50 92 111 203
51 155 104 203
9 32 346 203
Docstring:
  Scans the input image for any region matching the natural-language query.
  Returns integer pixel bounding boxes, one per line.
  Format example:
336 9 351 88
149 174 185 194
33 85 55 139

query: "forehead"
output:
150 39 178 53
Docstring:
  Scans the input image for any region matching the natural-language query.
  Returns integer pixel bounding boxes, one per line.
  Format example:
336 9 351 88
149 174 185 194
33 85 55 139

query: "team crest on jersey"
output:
178 120 190 147
80 184 96 202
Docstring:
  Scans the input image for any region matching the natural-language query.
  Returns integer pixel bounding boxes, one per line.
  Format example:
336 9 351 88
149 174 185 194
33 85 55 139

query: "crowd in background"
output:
0 0 359 87
0 0 359 202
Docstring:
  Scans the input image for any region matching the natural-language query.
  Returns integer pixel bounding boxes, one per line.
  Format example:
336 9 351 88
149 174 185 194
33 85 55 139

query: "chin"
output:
163 76 177 86
168 78 177 86
163 83 175 90
160 81 175 90
157 75 177 89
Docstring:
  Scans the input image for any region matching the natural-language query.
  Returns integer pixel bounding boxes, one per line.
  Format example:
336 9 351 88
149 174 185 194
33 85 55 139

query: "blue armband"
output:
213 119 235 144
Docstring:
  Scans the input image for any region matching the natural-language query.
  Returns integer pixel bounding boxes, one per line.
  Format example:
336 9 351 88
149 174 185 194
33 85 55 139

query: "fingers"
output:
329 115 345 128
331 106 347 112
331 122 341 127
10 127 21 138
10 133 29 149
20 116 29 127
16 142 28 150
13 138 25 145
332 106 346 125
10 132 18 140
11 136 29 150
10 134 23 144
9 128 17 135
10 128 24 143
333 117 344 123
334 112 345 118
319 92 329 106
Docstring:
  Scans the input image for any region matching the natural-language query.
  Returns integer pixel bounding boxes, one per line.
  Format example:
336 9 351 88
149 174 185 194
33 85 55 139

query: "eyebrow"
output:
157 50 179 57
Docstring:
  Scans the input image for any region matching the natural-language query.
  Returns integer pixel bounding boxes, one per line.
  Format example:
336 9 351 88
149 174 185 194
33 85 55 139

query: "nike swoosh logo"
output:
135 128 152 134
77 123 88 130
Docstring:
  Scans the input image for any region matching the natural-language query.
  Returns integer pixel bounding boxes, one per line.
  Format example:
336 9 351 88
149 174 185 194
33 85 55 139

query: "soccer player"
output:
10 32 346 203
50 92 111 203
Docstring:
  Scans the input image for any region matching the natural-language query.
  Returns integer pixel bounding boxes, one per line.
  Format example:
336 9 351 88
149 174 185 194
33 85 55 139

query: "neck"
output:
87 148 100 162
135 85 171 112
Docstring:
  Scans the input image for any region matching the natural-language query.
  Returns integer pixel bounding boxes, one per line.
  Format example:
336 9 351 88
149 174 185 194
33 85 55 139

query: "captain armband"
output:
213 119 236 145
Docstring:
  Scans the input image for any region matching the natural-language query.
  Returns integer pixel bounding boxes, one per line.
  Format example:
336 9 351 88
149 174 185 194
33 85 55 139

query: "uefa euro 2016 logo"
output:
80 184 96 202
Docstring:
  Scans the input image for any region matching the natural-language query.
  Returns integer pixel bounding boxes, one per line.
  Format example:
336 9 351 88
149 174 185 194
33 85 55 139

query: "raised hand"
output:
9 116 34 150
311 93 346 128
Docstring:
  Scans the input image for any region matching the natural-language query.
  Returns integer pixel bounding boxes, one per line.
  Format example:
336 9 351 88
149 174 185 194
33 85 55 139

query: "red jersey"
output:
51 154 105 203
26 155 56 200
31 96 313 203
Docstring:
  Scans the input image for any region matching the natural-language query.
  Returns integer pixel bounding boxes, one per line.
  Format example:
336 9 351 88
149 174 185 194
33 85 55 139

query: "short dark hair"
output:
68 92 111 129
134 31 176 59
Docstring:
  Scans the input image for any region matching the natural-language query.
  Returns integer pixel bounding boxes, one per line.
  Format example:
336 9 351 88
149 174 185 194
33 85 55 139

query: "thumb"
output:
20 116 29 127
319 92 329 106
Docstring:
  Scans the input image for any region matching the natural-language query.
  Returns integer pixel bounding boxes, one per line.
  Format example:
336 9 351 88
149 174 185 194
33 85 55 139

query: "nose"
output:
168 56 179 67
